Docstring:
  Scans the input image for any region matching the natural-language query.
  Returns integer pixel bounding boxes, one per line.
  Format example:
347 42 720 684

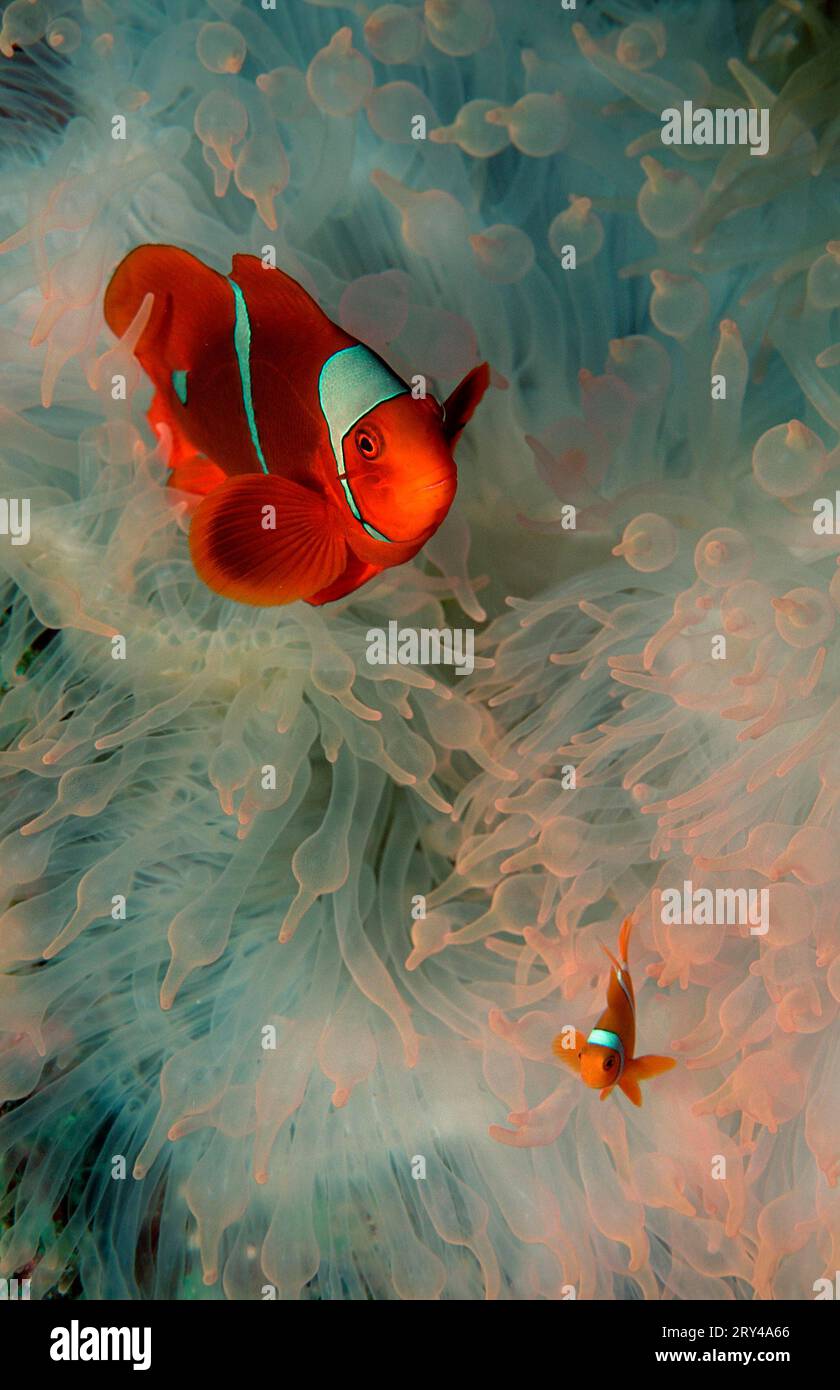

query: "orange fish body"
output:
552 918 675 1106
103 245 489 606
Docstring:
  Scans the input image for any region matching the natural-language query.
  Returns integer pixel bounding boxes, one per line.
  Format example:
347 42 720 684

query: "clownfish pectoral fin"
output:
618 1054 676 1107
629 1054 677 1082
305 555 385 607
442 362 490 446
189 475 347 606
551 1028 586 1073
618 1073 643 1106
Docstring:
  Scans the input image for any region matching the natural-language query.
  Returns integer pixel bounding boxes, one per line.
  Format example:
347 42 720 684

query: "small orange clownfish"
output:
103 245 489 606
552 917 676 1106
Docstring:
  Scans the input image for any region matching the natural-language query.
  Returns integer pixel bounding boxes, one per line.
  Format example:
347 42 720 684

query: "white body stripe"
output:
586 1027 626 1079
318 345 406 478
317 345 408 542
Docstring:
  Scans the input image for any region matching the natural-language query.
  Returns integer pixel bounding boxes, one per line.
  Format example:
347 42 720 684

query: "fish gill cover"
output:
0 0 838 1303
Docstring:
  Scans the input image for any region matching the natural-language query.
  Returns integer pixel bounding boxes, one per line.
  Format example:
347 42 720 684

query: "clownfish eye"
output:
354 426 381 460
604 1056 614 1070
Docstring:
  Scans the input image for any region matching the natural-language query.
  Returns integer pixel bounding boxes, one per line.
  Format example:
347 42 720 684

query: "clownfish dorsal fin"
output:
226 254 359 479
229 255 349 355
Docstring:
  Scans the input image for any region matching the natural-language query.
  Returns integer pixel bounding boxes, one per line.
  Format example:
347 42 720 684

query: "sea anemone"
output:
1 0 839 1301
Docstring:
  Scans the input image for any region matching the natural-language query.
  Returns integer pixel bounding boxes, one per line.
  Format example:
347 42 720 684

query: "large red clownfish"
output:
103 245 489 606
552 918 676 1106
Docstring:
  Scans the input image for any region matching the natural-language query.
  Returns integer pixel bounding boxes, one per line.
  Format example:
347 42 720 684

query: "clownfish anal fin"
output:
619 1054 675 1107
618 1073 643 1106
189 474 347 606
229 254 343 356
148 390 200 471
167 457 227 498
442 362 490 446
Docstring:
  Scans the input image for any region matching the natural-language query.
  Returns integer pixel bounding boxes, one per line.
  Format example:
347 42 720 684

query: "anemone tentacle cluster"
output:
0 0 839 1299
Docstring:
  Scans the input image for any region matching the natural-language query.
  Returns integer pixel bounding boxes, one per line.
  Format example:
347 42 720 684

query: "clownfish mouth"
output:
350 466 455 546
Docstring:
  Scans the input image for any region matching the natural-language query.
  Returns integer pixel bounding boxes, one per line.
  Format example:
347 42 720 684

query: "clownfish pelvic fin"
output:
618 1054 677 1107
618 1073 642 1106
